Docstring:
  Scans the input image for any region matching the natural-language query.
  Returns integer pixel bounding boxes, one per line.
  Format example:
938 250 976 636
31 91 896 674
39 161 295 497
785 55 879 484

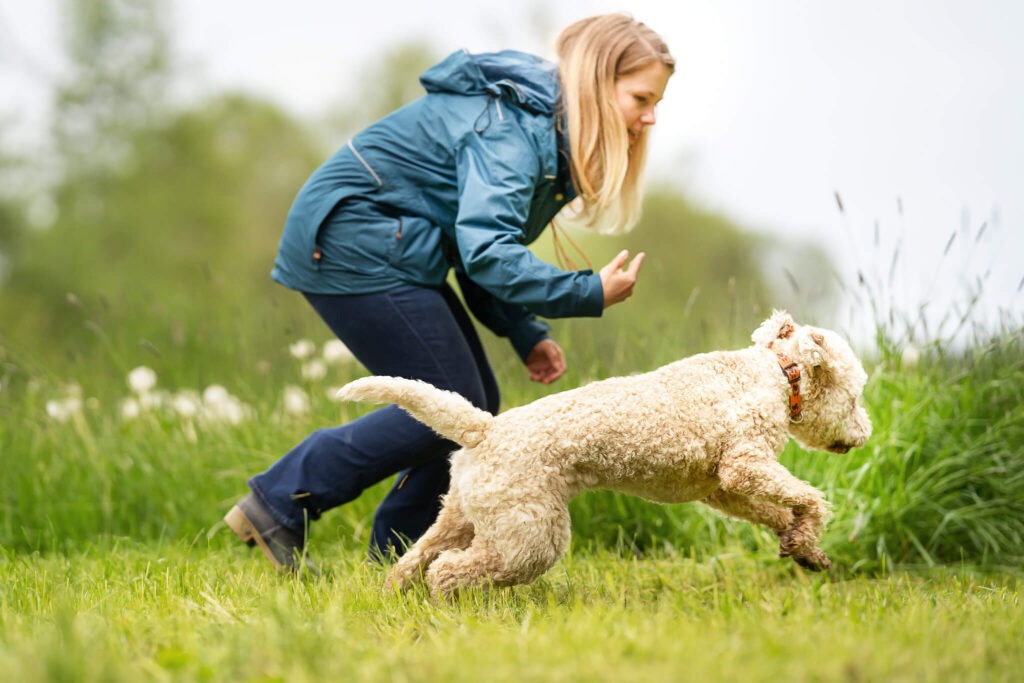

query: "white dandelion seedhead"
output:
139 390 167 411
113 373 252 429
322 339 355 365
202 384 230 405
127 366 158 394
120 397 141 421
901 343 921 368
215 400 247 425
45 399 77 422
45 400 65 421
171 391 201 419
283 385 310 416
289 339 316 360
301 359 328 382
201 384 251 425
44 384 83 423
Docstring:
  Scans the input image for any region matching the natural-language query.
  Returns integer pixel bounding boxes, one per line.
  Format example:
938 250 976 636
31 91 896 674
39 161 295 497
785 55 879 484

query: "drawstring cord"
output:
474 93 504 133
549 219 593 272
474 94 495 133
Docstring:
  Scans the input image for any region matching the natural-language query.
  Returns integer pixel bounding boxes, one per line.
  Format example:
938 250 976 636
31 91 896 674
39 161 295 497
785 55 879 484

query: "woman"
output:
224 13 674 572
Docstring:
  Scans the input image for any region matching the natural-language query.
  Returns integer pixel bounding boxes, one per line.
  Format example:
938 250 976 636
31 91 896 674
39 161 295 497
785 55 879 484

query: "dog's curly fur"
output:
338 311 872 597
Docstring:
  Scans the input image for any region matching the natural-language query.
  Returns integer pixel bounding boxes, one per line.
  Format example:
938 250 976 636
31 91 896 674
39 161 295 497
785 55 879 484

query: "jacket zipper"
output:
347 140 383 187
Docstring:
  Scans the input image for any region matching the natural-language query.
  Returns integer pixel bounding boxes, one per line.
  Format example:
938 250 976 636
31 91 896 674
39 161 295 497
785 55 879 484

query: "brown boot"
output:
224 493 319 575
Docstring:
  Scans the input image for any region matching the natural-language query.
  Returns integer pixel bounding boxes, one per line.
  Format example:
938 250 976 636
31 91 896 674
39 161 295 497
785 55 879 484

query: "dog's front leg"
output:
716 455 832 570
701 489 794 536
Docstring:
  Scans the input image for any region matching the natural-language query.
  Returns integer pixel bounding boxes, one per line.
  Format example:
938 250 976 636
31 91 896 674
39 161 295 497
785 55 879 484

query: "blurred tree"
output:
0 121 30 286
3 93 323 349
320 42 439 142
1 0 166 309
51 0 172 184
0 0 324 371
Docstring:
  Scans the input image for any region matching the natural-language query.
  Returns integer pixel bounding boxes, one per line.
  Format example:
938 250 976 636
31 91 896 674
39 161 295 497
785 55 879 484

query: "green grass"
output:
2 289 1023 681
1 541 1020 683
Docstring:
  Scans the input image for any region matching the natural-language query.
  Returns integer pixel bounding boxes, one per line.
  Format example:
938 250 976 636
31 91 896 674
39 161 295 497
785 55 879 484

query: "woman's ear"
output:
751 309 796 347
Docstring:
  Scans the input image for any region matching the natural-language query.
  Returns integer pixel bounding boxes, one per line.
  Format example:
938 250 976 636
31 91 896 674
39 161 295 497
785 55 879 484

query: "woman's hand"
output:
525 338 566 384
599 249 645 308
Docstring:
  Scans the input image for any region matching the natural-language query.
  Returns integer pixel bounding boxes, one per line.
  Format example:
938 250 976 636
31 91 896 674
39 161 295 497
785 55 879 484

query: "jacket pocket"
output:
301 141 385 272
386 214 446 285
318 197 400 276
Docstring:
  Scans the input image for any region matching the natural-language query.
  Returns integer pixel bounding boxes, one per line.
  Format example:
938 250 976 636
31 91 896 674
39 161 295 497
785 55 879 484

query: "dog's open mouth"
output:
828 442 852 454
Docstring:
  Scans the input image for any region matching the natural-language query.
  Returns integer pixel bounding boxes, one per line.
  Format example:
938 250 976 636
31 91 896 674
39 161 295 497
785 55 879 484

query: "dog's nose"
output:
828 442 852 454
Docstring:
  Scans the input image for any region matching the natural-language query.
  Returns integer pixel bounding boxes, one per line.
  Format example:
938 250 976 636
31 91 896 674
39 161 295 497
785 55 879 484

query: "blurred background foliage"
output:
0 0 834 395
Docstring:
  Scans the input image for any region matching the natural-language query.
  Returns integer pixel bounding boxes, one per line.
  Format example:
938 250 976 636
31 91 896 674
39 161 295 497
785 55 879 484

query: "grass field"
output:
2 541 1021 682
2 307 1023 681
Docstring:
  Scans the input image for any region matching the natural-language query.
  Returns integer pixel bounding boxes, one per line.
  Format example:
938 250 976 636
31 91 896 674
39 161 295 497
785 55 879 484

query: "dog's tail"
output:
336 376 492 448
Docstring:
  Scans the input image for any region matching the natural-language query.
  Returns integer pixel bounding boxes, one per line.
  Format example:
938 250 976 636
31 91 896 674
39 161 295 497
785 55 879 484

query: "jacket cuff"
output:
579 272 605 317
507 318 552 362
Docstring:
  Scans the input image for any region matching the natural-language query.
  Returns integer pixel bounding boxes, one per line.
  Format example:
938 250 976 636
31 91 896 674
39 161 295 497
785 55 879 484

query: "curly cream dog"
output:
338 310 872 597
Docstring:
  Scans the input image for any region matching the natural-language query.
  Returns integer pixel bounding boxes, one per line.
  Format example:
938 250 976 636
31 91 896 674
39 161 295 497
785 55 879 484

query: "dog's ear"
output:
751 310 796 347
797 331 828 370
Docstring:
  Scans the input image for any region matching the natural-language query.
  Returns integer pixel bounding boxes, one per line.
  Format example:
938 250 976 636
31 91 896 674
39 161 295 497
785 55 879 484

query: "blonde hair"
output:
556 14 674 234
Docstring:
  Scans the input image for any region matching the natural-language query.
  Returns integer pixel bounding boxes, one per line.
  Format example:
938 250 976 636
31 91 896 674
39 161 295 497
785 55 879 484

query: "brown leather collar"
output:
774 352 803 422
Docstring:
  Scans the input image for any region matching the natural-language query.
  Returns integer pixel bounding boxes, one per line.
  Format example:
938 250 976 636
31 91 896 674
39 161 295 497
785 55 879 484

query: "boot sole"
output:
224 505 289 574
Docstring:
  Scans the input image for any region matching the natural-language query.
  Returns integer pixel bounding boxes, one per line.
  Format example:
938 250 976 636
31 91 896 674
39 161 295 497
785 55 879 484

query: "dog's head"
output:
752 310 873 454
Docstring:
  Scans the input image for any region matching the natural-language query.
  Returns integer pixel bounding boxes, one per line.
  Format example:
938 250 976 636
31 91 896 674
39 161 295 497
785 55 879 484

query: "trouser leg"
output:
367 284 500 556
368 456 451 560
248 285 499 542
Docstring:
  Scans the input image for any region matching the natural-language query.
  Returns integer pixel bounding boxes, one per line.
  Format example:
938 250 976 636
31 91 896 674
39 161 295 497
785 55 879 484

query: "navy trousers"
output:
249 284 500 558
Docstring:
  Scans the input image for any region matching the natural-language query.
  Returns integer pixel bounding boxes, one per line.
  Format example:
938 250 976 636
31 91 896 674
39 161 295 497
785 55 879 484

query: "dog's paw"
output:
383 569 413 593
786 548 832 572
778 520 823 556
778 527 831 570
777 527 802 558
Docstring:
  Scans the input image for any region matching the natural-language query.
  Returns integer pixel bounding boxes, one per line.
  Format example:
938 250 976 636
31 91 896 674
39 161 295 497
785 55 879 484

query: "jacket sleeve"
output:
454 267 551 361
452 121 604 320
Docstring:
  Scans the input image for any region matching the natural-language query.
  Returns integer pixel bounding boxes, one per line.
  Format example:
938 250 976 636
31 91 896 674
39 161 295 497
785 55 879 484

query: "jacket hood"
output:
419 49 561 116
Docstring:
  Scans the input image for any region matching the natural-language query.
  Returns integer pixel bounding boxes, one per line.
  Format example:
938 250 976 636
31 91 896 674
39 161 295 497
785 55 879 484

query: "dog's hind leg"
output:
424 539 505 599
426 493 572 598
385 491 474 592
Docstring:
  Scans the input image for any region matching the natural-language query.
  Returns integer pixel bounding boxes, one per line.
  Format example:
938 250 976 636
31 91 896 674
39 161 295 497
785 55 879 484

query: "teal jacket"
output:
271 50 604 359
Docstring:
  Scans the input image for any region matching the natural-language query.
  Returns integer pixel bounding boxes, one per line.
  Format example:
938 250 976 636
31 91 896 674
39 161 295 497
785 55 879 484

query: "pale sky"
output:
2 0 1022 342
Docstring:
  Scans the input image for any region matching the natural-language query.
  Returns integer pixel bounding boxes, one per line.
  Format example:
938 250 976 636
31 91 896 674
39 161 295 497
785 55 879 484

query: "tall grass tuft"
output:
823 326 1024 569
819 197 1024 569
3 309 1023 571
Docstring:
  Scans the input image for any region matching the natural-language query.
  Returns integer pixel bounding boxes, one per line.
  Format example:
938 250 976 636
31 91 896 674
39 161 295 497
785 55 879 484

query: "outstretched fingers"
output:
599 250 646 308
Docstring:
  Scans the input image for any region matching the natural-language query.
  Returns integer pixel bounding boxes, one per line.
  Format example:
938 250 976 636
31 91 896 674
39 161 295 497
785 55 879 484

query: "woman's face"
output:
615 61 672 145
